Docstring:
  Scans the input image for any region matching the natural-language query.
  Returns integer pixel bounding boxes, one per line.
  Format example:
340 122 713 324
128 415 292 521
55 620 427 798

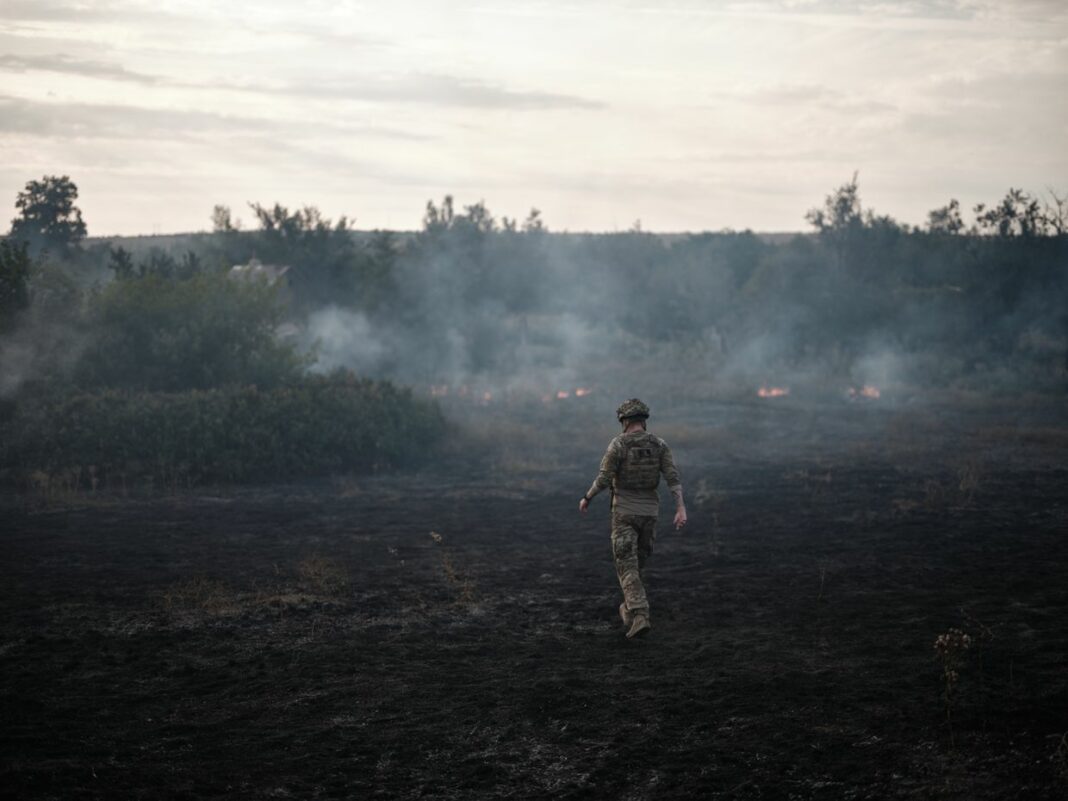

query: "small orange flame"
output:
849 385 881 400
556 390 570 399
757 386 790 398
575 387 592 397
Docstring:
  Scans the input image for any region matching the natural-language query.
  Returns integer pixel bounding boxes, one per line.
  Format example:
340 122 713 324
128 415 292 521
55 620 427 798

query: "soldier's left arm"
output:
584 438 621 502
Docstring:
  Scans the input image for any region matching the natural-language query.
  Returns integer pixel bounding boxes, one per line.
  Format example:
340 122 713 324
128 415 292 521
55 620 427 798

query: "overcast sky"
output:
1 0 1066 235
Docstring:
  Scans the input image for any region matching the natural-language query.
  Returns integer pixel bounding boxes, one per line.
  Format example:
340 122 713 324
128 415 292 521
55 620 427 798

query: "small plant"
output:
816 560 829 602
934 627 972 745
957 460 982 505
429 531 476 606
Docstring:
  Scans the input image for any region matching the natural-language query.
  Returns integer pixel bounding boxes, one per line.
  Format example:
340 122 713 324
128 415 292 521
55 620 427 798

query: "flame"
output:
556 390 570 399
849 385 881 400
575 387 592 397
757 386 790 398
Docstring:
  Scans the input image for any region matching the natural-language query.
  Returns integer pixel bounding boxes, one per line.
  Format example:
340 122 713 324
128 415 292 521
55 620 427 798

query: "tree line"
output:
0 172 1065 489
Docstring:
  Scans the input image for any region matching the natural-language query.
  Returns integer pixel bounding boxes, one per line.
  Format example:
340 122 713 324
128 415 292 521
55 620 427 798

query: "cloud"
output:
0 94 280 139
214 72 605 111
0 53 160 84
0 49 604 112
0 0 181 25
724 0 1066 21
0 94 435 145
714 83 897 115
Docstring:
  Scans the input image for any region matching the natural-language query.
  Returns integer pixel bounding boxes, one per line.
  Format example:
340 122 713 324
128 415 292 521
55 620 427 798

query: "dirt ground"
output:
2 398 1067 799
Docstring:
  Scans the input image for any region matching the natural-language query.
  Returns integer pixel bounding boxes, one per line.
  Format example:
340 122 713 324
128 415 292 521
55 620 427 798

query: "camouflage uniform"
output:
585 430 683 619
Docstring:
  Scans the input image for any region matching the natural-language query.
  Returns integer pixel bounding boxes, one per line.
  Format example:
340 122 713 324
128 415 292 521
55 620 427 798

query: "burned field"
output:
2 398 1067 800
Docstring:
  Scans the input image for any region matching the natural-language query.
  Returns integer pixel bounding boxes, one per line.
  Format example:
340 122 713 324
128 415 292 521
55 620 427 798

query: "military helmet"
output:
616 398 650 422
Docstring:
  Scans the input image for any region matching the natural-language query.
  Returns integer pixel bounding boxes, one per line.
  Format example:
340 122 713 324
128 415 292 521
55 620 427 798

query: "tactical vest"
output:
614 433 664 492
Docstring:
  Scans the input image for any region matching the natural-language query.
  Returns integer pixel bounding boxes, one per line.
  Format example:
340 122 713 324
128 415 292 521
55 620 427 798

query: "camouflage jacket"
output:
585 431 682 516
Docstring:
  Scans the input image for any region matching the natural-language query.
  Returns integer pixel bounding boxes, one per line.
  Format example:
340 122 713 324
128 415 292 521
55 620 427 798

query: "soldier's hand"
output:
579 498 589 514
673 507 687 530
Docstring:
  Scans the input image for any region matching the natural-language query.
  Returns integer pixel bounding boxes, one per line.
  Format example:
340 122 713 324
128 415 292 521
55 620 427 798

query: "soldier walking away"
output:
579 399 687 639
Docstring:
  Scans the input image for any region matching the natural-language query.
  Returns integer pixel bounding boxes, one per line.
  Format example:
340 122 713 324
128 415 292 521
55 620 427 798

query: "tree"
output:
107 246 136 281
927 199 964 235
211 204 240 233
0 239 33 333
974 189 1043 237
805 171 863 234
1040 189 1068 236
522 208 545 233
9 175 87 255
248 202 357 309
806 172 865 270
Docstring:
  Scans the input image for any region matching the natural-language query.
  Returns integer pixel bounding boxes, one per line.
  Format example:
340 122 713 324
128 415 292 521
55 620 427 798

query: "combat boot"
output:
626 613 651 639
619 601 633 627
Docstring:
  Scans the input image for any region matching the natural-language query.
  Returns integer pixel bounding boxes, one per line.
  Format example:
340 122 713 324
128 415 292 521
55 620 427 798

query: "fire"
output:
849 385 881 400
757 386 790 398
536 386 596 403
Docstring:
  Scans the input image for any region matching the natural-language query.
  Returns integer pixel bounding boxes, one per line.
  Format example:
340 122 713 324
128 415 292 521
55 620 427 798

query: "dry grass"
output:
162 577 241 616
296 555 349 595
428 531 477 606
1053 732 1068 785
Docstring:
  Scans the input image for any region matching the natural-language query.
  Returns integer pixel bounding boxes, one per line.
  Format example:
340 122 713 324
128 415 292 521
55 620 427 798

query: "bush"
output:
76 271 306 391
1 373 444 487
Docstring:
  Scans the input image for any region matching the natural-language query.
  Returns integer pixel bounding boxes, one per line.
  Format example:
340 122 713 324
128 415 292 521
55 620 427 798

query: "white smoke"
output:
302 306 387 374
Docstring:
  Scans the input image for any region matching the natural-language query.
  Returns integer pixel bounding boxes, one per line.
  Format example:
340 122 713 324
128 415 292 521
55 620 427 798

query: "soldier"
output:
579 398 687 639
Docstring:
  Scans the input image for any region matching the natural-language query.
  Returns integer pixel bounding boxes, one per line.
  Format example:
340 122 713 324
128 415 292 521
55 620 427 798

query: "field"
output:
2 396 1067 799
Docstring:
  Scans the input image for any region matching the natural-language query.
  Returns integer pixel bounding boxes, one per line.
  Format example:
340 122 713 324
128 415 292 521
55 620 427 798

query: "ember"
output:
575 387 592 397
757 386 790 398
849 385 881 400
556 390 570 399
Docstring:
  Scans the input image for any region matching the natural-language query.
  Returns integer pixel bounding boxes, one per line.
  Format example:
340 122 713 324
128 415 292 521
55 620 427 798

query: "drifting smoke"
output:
5 191 1064 425
0 314 85 399
302 307 386 375
283 224 1068 418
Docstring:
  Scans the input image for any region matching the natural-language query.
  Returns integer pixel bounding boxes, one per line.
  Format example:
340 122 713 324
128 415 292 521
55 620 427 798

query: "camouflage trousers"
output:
611 512 657 615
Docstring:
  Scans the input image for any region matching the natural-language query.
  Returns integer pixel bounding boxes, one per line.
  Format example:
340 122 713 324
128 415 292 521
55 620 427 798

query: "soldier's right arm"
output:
585 437 622 500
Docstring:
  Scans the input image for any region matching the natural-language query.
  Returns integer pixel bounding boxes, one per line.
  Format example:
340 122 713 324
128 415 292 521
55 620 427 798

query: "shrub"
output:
0 373 444 487
75 271 306 391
